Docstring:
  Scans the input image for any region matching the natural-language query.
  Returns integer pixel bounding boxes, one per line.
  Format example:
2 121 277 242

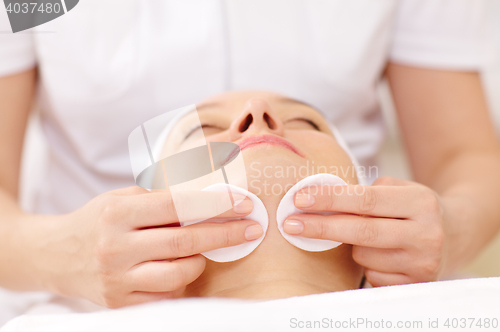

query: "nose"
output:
229 98 284 141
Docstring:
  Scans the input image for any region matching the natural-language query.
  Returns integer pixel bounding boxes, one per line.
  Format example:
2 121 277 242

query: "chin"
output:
243 158 316 200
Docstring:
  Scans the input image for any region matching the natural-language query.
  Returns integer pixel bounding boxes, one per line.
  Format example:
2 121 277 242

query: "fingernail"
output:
245 224 263 241
283 219 304 235
295 193 315 208
233 199 253 214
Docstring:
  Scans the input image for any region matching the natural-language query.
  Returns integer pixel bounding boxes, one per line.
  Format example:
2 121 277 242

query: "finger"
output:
283 214 415 248
294 185 427 218
171 190 252 223
132 219 263 260
372 176 414 187
126 255 206 293
364 269 412 287
352 246 409 273
209 197 253 219
118 191 252 229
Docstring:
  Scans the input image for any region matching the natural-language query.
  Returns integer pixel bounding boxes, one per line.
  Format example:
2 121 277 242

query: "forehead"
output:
196 91 320 117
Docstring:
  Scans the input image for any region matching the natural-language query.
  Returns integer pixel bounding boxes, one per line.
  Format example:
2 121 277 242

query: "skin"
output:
163 91 363 298
0 63 499 306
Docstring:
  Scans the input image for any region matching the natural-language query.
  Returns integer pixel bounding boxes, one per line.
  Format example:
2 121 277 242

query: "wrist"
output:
439 194 474 275
0 212 46 291
17 213 68 293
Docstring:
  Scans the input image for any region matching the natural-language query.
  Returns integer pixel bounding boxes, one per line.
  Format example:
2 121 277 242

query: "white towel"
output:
2 277 499 332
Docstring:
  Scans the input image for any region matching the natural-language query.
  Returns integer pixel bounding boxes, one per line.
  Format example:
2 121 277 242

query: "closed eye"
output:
184 124 223 140
284 118 320 131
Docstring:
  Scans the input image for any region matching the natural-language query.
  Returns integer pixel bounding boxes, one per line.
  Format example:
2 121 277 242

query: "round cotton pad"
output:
186 184 268 263
276 173 347 252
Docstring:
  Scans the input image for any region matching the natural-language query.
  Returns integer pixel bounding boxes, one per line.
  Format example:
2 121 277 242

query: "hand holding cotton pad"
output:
181 184 269 263
181 174 347 262
276 173 347 252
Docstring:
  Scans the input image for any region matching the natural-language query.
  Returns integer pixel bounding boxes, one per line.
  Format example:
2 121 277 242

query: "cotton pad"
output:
181 184 268 262
276 173 347 251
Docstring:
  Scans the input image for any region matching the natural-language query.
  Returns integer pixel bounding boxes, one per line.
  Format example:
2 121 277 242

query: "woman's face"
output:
166 90 357 199
171 91 363 299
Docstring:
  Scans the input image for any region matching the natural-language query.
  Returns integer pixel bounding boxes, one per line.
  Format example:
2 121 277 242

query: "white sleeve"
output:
0 6 36 76
389 0 495 70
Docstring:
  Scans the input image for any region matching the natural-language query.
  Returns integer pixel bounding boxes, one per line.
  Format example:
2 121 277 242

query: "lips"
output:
237 135 304 157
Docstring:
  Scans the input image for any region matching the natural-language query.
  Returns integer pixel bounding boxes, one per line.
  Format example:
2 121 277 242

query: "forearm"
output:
425 151 500 274
386 63 500 274
0 68 45 290
0 188 57 292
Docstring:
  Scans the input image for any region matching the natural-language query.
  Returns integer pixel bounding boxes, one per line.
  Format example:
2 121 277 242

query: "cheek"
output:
176 131 231 152
176 138 206 152
205 131 231 143
288 132 337 160
288 132 358 184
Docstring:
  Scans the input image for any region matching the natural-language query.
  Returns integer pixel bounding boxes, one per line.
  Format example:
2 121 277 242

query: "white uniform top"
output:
0 0 493 214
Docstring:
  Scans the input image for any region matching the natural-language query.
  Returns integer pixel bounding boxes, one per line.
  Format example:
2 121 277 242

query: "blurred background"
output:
19 0 500 278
